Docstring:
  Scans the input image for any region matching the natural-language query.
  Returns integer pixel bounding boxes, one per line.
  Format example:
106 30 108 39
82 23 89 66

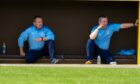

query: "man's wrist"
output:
42 37 48 41
97 27 100 30
97 25 102 30
132 23 135 27
41 37 44 41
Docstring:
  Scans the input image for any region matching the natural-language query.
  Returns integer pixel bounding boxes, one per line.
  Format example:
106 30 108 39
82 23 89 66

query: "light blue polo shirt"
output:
18 25 55 50
91 23 121 50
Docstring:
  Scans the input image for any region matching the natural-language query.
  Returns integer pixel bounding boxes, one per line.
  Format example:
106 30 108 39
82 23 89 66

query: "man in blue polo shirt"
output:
85 16 138 64
18 16 58 64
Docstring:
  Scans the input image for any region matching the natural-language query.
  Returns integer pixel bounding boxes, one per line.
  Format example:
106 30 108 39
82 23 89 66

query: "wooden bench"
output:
0 55 137 64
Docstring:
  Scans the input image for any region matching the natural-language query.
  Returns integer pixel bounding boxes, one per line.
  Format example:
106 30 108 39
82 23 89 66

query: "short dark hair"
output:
98 15 108 21
33 16 43 22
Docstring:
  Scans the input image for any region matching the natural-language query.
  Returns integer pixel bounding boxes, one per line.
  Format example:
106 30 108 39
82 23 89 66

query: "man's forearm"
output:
19 47 26 56
120 23 135 29
89 28 100 40
19 47 24 53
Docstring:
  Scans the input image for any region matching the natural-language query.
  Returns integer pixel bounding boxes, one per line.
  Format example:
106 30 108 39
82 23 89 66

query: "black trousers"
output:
86 39 115 64
25 40 56 63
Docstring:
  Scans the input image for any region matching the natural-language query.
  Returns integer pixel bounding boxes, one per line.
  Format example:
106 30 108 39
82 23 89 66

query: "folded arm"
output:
89 25 103 40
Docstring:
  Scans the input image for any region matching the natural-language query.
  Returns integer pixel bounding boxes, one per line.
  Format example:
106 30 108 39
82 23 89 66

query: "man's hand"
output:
89 25 103 40
135 19 138 26
97 24 104 29
20 51 26 56
35 38 42 42
19 47 25 57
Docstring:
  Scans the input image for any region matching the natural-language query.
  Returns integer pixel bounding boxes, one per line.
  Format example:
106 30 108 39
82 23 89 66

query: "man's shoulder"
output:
27 25 34 29
42 25 52 31
23 25 34 32
91 25 98 31
107 23 121 29
107 23 119 27
92 25 98 28
43 25 50 28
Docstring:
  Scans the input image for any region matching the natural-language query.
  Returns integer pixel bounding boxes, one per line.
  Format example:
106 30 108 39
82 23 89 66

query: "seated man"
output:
85 15 138 64
18 16 58 64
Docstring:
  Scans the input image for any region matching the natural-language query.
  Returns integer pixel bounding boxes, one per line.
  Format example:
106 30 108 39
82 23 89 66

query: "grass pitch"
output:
0 64 140 84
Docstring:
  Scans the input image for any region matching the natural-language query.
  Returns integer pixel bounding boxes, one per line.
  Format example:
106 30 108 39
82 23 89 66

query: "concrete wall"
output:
0 1 138 55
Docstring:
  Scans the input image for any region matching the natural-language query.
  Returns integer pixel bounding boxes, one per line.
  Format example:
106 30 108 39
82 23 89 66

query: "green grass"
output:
0 66 140 84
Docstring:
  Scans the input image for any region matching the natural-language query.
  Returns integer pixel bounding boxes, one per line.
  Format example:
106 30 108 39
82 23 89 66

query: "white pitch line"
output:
0 64 140 68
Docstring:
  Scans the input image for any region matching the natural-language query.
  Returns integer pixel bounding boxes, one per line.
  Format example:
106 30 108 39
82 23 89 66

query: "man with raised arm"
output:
85 15 138 64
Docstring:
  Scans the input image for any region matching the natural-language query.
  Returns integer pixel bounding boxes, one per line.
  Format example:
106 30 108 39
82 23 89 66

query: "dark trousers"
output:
86 39 115 64
26 40 56 63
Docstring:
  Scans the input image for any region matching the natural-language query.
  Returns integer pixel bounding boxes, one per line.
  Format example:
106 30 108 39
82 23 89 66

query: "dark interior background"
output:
0 1 138 55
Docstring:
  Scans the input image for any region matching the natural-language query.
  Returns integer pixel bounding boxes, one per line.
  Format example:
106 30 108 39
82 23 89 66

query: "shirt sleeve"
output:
18 29 29 47
44 27 55 40
109 23 121 32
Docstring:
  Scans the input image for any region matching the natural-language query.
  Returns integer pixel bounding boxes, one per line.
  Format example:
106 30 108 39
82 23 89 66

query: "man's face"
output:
33 18 43 29
99 18 108 28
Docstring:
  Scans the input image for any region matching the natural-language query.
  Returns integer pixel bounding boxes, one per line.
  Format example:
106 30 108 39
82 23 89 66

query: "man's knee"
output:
86 39 95 48
47 40 55 48
87 39 94 44
45 40 54 45
48 40 54 43
100 50 115 64
88 38 94 42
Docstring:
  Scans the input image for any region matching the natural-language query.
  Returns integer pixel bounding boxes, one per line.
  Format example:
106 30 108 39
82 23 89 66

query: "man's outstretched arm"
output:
120 19 138 29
